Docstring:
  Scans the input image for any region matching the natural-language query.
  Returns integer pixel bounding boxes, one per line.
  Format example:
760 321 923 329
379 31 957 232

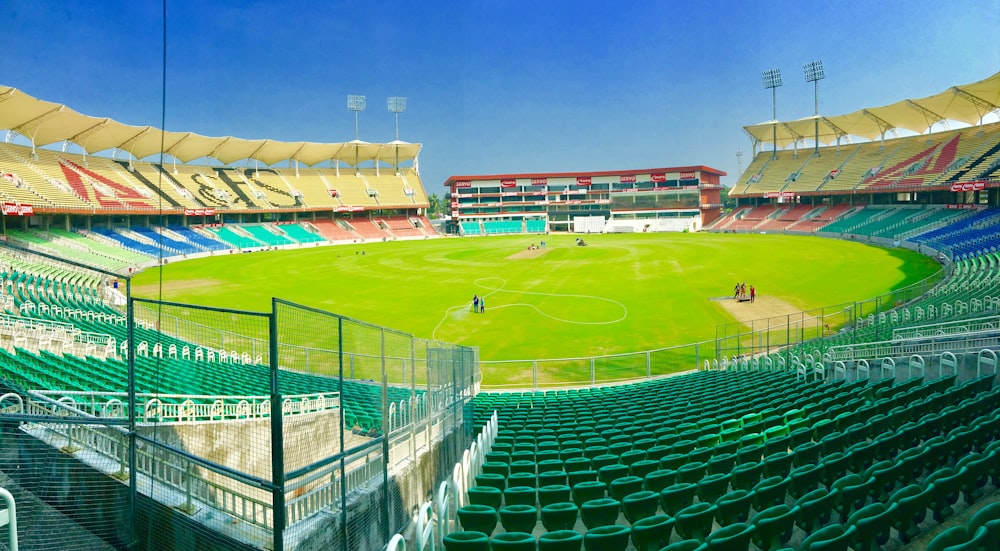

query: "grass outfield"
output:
132 233 941 373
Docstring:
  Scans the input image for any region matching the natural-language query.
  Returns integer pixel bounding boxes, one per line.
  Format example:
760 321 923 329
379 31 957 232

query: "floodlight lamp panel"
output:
762 68 783 89
387 96 408 113
347 95 367 111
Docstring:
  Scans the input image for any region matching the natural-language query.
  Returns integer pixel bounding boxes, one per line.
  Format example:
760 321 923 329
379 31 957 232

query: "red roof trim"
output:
445 166 726 186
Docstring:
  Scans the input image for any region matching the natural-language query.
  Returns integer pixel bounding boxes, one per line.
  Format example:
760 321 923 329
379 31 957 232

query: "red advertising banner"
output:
454 180 472 188
569 189 587 195
950 182 985 192
651 173 666 183
620 175 637 183
500 179 517 187
763 192 795 199
679 171 697 180
945 204 977 209
530 177 548 186
1 203 33 216
334 206 351 212
501 191 518 197
531 191 546 196
576 177 592 186
183 208 216 216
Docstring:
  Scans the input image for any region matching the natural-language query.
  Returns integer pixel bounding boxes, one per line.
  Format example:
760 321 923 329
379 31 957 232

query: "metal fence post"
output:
646 351 651 379
268 300 286 551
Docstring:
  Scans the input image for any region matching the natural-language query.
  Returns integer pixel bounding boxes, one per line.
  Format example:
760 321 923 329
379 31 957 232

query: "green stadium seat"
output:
629 459 659 479
499 504 537 533
538 530 583 551
567 470 599 487
891 483 933 543
659 482 698 516
788 463 823 499
674 501 717 541
752 475 790 510
490 532 536 551
582 524 630 551
539 470 569 487
621 490 659 523
443 531 491 551
608 475 643 500
579 497 621 529
643 469 677 493
467 486 502 509
703 522 754 551
848 501 897 550
750 504 797 551
475 473 506 491
677 461 708 484
660 540 705 551
696 472 731 504
801 524 856 551
598 464 629 485
794 487 836 535
538 484 572 507
456 505 500 539
540 502 578 532
572 480 606 507
504 486 537 507
714 489 754 525
707 452 737 475
731 461 764 491
629 515 675 551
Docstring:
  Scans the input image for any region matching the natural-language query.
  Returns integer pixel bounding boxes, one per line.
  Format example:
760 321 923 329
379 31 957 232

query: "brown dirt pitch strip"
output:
715 294 802 324
506 248 550 260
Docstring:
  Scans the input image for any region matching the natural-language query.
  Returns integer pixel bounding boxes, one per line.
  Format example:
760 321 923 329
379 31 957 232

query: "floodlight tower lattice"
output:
804 60 825 156
762 68 782 160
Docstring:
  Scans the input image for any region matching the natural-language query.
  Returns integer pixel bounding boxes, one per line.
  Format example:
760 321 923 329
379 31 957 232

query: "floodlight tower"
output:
387 96 407 174
347 95 366 175
387 96 407 142
762 68 782 160
347 94 366 141
804 60 825 156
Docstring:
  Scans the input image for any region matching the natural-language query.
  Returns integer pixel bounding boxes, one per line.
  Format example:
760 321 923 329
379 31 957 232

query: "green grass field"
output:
133 233 941 375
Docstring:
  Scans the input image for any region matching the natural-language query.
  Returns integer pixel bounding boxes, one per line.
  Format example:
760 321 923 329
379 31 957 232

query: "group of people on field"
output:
734 281 756 303
472 294 485 313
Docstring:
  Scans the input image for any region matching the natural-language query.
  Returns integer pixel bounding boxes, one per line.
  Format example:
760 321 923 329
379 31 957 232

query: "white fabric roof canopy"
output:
0 85 420 166
744 71 1000 148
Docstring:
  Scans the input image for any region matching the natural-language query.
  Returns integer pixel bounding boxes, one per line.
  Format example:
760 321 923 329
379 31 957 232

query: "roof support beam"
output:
905 100 945 132
861 109 894 148
951 86 1000 124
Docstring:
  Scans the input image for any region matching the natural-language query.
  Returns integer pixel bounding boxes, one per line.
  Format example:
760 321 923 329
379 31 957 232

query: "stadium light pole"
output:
347 95 366 175
762 68 782 160
387 97 407 174
347 95 367 141
387 96 407 142
804 60 825 156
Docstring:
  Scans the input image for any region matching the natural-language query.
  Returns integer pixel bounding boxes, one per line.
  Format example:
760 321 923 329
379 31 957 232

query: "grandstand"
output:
445 167 725 235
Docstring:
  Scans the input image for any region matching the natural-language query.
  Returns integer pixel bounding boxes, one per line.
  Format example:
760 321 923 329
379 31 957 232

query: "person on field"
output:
734 282 740 300
750 285 756 303
473 294 479 313
480 297 485 313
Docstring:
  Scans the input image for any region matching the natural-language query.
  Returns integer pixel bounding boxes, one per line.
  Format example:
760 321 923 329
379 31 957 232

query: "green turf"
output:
133 233 941 373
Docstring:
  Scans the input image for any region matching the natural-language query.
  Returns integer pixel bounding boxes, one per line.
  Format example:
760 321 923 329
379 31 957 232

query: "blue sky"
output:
2 1 998 190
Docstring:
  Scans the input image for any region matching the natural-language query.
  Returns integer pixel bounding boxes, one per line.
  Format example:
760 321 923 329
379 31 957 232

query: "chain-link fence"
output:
0 245 477 551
